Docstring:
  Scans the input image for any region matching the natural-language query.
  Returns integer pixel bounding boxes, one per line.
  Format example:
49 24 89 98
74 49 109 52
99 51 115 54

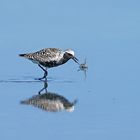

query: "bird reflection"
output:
21 81 77 112
78 58 88 79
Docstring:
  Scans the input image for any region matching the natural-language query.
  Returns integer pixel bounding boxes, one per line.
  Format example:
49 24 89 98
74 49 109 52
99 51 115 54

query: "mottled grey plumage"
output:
21 92 77 112
19 48 79 80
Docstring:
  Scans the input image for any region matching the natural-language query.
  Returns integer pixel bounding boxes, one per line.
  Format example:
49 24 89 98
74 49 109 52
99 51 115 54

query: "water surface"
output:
0 0 140 140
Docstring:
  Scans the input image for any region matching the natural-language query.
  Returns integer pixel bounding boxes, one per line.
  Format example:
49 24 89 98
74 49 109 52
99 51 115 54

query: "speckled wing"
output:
32 48 63 63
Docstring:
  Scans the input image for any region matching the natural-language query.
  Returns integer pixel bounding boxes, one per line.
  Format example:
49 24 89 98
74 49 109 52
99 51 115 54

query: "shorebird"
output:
19 48 79 80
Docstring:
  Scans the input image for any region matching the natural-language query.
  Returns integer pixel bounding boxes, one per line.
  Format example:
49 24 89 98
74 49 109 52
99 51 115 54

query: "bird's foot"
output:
35 76 47 81
35 69 48 81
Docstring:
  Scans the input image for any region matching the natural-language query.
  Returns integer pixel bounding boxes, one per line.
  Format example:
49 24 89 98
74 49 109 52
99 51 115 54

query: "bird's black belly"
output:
40 61 60 68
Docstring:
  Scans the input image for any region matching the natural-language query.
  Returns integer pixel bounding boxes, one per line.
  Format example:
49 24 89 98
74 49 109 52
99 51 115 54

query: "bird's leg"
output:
37 65 48 81
38 72 48 81
38 64 47 72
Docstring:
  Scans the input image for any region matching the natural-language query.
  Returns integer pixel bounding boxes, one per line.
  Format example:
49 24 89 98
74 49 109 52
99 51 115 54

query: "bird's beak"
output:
72 56 79 64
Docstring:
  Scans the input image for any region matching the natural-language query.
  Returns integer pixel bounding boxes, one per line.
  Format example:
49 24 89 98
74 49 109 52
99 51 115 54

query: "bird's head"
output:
64 49 79 64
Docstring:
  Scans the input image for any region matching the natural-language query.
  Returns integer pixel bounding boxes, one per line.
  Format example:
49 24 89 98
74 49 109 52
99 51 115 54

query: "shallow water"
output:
0 0 140 140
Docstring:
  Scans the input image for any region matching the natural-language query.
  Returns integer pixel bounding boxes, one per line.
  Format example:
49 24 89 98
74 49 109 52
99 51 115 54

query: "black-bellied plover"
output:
19 48 79 80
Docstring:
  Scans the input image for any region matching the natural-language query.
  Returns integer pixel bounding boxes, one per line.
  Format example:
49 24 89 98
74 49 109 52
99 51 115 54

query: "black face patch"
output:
64 52 73 59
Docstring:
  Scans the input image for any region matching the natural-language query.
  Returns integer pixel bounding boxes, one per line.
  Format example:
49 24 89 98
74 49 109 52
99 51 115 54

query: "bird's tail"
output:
19 54 26 57
19 53 32 59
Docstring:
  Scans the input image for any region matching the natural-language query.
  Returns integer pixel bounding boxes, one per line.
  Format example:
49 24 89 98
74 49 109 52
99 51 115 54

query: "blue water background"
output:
0 0 140 140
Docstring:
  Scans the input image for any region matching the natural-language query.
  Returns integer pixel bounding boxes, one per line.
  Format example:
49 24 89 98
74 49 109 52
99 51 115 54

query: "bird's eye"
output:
67 53 73 57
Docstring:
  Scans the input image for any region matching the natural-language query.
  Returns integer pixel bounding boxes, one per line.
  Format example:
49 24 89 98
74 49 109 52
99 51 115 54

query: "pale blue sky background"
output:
0 0 140 140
